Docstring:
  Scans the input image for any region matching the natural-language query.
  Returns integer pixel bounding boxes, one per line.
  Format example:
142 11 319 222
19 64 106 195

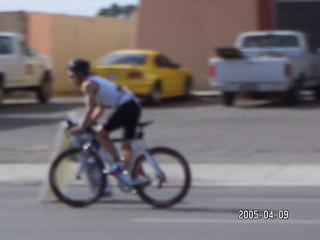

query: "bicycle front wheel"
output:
49 148 106 207
133 147 191 208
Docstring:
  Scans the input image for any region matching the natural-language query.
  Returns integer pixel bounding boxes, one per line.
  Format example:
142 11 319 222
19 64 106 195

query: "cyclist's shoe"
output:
103 162 126 175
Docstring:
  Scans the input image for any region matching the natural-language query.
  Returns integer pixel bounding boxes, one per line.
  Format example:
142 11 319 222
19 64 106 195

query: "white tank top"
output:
88 75 133 108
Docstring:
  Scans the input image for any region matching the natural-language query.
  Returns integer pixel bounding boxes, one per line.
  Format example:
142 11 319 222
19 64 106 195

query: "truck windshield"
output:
0 37 12 54
242 35 299 48
100 53 147 65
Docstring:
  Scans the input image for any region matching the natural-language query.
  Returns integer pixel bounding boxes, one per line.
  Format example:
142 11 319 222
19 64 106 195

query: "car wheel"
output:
183 77 193 99
148 82 161 105
37 72 52 104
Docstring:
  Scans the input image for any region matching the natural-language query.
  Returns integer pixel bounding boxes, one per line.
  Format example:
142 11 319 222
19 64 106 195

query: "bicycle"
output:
49 118 191 208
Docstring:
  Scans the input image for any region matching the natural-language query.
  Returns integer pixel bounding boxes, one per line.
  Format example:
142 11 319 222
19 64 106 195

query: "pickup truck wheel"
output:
37 73 52 104
313 86 320 101
0 75 4 106
0 88 3 106
222 92 235 106
286 81 302 106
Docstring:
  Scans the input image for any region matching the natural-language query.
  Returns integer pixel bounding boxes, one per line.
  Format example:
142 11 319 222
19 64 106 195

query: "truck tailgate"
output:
213 57 288 83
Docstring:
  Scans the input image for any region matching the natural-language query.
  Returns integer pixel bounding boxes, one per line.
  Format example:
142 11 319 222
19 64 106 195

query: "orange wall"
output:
26 13 53 56
136 0 259 89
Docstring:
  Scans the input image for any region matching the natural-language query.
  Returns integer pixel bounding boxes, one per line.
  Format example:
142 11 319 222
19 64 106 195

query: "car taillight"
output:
285 64 291 77
209 64 216 77
128 71 143 78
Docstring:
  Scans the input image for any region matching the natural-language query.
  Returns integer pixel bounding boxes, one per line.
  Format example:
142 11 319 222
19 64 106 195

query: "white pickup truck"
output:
209 31 320 106
0 32 53 103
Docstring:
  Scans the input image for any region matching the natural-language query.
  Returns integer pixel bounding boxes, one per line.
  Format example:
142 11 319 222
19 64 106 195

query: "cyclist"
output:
67 59 142 174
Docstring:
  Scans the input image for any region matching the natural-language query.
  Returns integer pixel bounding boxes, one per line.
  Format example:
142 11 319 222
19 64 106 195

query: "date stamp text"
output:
238 209 289 220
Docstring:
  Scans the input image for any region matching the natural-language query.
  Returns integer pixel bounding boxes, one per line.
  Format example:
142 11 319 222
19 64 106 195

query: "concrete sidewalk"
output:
1 163 320 186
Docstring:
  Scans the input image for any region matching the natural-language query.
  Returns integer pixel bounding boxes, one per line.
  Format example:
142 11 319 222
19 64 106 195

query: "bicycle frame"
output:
125 139 166 182
78 132 166 189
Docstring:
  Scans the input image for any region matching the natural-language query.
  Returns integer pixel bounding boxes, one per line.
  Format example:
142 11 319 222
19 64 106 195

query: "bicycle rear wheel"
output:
49 148 106 207
133 147 191 208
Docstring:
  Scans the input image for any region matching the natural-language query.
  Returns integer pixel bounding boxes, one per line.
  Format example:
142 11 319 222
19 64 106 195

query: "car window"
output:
155 55 179 68
0 37 12 54
242 35 299 48
20 41 33 56
100 53 147 65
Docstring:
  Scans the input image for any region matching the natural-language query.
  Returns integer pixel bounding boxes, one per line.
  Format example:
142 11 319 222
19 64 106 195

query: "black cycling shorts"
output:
104 100 141 139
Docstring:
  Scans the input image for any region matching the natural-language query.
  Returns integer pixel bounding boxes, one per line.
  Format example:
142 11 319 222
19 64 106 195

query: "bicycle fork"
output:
76 143 102 192
136 142 166 188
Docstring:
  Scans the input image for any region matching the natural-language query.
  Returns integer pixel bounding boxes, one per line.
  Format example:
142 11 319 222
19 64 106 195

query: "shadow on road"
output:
142 97 219 109
143 95 320 110
237 98 320 110
0 101 83 115
96 198 240 215
0 99 84 131
166 206 239 214
0 116 63 132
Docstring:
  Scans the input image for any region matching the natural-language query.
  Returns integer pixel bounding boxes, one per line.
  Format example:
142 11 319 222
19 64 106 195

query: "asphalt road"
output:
2 96 320 165
1 185 320 240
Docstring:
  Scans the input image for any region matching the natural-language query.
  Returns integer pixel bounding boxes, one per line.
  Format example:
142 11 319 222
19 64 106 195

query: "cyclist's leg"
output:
96 124 126 174
106 101 141 173
122 101 141 161
95 125 119 160
96 104 130 173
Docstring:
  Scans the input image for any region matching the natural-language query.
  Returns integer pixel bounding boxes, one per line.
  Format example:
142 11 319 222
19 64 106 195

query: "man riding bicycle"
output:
68 59 142 174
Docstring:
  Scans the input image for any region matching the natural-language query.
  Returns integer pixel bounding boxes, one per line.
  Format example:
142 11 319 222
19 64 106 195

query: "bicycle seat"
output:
137 120 154 128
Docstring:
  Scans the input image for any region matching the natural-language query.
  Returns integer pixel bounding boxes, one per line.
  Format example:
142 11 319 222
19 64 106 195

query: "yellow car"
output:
93 49 193 103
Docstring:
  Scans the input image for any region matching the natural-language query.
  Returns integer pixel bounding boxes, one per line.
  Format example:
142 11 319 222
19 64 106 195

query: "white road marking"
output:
132 218 320 225
217 198 320 204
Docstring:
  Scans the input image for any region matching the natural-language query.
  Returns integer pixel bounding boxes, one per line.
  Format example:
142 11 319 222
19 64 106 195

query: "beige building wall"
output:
50 14 135 93
0 11 27 34
0 11 135 94
136 0 259 89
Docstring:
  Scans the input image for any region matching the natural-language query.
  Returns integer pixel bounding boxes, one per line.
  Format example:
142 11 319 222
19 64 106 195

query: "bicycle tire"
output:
49 148 106 207
133 147 191 208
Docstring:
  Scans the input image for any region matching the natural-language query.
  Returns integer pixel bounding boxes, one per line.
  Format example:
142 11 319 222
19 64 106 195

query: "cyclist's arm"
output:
79 81 97 129
90 102 106 124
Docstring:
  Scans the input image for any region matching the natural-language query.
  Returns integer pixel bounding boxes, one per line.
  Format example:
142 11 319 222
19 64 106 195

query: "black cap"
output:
68 59 90 75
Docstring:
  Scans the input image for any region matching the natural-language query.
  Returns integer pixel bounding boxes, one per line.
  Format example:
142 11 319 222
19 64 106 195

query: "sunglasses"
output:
68 72 76 78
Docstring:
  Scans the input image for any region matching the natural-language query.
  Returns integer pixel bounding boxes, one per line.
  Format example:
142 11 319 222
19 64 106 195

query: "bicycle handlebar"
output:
64 118 95 134
64 117 154 140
